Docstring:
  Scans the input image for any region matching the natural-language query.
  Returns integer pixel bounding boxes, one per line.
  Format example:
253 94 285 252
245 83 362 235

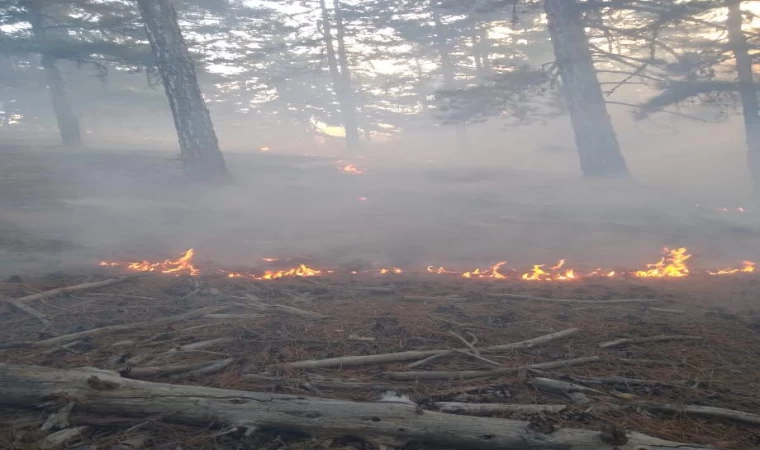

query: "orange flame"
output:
115 249 200 276
709 260 756 275
380 267 403 274
521 259 577 281
255 264 321 280
463 261 508 279
634 248 690 278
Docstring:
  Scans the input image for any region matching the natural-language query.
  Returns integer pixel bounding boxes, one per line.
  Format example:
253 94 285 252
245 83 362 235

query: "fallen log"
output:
487 293 658 304
435 403 567 416
382 356 600 381
278 328 579 370
630 401 760 426
12 277 132 303
238 296 328 320
2 298 51 327
599 335 703 349
243 374 400 392
34 306 225 347
529 370 685 389
0 364 716 450
121 361 220 379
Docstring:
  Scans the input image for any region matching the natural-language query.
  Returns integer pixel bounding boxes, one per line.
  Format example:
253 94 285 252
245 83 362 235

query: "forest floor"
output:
3 143 760 449
2 270 760 449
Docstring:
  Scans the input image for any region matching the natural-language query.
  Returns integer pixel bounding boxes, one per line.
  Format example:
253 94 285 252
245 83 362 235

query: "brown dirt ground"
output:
1 270 760 449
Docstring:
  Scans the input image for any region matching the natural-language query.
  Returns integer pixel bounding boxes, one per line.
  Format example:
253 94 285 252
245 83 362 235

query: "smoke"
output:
1 107 758 279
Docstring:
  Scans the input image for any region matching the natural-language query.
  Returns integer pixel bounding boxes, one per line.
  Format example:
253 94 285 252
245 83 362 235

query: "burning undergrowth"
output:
98 246 756 282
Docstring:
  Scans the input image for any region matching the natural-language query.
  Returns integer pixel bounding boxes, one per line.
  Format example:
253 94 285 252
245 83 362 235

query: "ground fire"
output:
99 247 755 281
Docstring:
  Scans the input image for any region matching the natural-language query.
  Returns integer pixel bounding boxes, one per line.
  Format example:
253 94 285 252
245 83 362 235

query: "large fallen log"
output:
278 328 579 369
0 364 715 450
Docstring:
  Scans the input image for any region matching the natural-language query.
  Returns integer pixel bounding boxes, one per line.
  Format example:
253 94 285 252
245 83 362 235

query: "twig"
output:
12 277 132 303
407 351 455 368
646 307 686 315
629 401 760 425
277 328 580 370
453 349 501 367
170 357 235 380
1 298 51 328
599 335 703 349
33 306 226 347
449 331 480 355
203 314 270 320
402 295 467 301
487 293 658 304
382 356 601 381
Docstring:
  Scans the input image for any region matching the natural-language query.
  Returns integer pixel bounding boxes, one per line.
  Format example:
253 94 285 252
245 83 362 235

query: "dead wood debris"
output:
0 273 759 449
599 335 704 349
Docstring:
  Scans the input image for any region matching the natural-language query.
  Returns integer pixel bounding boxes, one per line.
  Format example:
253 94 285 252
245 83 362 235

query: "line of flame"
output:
100 247 756 281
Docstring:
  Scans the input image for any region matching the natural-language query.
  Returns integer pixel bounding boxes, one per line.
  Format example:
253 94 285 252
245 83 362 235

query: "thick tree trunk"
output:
727 0 760 194
135 0 229 182
319 0 360 151
544 0 629 178
0 364 716 450
432 2 468 150
25 1 83 147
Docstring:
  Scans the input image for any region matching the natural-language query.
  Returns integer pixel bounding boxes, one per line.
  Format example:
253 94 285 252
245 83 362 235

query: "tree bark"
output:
0 364 717 450
135 0 229 182
727 0 760 194
25 1 83 147
544 0 629 178
319 0 360 151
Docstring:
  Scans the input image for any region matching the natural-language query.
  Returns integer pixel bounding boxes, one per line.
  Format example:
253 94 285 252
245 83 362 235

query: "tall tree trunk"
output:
544 0 629 178
319 0 360 151
432 2 467 150
334 0 361 150
136 0 229 182
25 1 82 147
727 0 760 194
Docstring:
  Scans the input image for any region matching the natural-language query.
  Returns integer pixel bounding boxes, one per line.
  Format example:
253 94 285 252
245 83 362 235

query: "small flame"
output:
358 196 368 201
255 264 321 280
258 146 271 152
120 249 199 276
709 260 756 275
634 248 690 278
380 267 403 274
521 259 577 281
261 258 279 262
463 262 508 279
339 164 365 174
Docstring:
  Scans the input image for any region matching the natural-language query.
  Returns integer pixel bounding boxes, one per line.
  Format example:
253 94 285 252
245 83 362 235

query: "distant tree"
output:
135 0 229 182
22 0 82 146
319 0 360 150
634 0 760 192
